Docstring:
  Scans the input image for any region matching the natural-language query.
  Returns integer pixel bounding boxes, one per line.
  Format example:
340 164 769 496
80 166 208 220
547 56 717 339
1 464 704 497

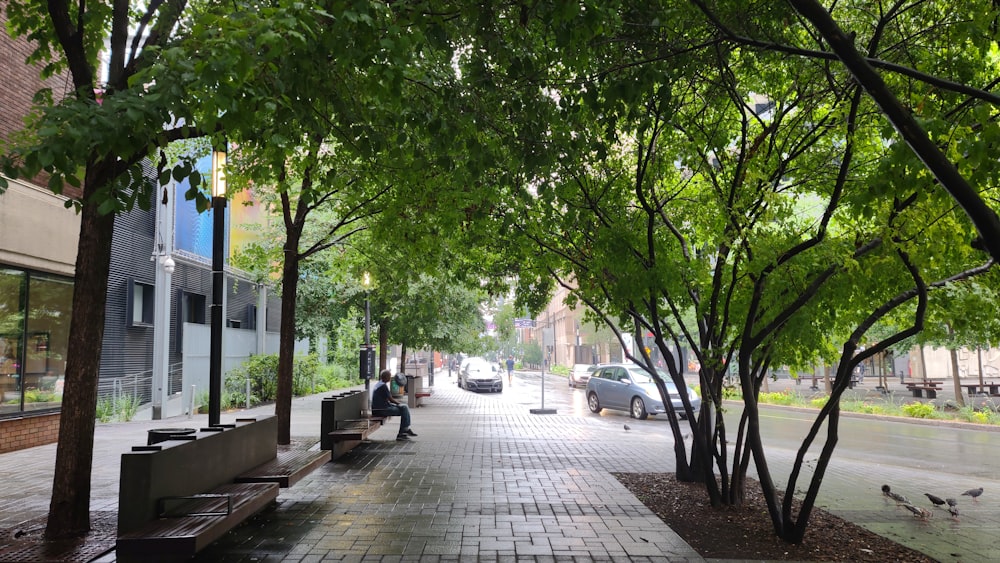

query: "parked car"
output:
586 363 700 420
569 364 596 388
459 357 504 393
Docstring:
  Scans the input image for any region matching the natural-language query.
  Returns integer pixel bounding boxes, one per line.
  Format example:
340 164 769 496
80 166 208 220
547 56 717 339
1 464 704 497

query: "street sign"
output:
514 318 536 328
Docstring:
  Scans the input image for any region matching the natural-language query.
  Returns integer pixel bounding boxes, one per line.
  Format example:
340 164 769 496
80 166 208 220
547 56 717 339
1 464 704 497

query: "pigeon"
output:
947 503 960 520
881 485 908 504
902 503 932 519
961 487 983 501
623 424 631 431
946 498 958 507
924 493 946 507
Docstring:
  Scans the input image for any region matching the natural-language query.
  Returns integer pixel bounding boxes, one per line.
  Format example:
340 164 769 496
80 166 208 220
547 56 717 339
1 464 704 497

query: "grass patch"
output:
736 387 1000 426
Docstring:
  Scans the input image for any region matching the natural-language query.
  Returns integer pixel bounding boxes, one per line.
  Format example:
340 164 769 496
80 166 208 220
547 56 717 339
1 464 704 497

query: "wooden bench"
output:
116 482 278 562
327 417 385 442
320 391 387 459
117 415 330 562
905 380 942 398
406 375 432 407
234 448 331 488
963 382 1000 396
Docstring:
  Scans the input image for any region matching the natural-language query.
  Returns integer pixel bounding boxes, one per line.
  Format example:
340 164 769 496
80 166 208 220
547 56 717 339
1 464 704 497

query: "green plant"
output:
291 353 320 396
115 393 141 422
721 385 741 400
900 402 936 418
95 396 114 422
549 364 570 376
810 396 829 408
757 391 804 406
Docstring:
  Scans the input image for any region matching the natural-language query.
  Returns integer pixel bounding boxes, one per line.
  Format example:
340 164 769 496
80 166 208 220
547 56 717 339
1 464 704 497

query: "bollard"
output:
188 384 196 419
246 377 251 409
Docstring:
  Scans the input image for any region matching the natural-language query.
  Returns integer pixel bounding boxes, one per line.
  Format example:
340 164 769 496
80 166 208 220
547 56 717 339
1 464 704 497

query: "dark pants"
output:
373 404 411 434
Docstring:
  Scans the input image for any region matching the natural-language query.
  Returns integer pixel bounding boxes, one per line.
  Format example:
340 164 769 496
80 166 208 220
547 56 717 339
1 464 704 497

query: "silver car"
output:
458 357 504 393
569 364 596 388
586 364 700 420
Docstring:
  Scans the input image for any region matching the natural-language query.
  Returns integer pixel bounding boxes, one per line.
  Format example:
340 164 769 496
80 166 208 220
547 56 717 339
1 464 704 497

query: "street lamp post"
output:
208 147 227 427
361 272 373 415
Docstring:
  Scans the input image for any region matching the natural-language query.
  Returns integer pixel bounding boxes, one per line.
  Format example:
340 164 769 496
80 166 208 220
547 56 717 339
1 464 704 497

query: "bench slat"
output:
117 482 278 562
234 449 331 488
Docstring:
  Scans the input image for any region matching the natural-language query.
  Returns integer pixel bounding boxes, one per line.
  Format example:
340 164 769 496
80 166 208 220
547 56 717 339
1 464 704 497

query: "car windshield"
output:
625 367 678 391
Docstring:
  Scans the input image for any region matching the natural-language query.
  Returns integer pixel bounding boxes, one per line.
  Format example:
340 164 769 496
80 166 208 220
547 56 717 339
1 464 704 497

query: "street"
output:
497 369 1000 562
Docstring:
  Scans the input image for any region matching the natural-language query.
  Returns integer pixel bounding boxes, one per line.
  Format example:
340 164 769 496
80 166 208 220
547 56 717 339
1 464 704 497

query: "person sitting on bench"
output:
372 369 418 441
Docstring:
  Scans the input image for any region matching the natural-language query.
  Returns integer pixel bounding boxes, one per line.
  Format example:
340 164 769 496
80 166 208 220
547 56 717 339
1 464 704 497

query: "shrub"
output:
116 393 141 421
96 395 114 422
901 401 936 418
758 391 802 406
549 364 569 376
810 396 829 408
226 354 279 403
94 393 140 422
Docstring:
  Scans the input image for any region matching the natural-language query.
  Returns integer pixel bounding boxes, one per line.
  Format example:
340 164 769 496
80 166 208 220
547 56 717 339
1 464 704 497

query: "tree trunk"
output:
947 326 965 407
378 323 389 371
45 171 116 539
275 243 301 445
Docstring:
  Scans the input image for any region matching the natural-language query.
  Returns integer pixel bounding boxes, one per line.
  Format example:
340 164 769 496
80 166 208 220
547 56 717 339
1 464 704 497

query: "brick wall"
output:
0 412 60 454
0 3 81 199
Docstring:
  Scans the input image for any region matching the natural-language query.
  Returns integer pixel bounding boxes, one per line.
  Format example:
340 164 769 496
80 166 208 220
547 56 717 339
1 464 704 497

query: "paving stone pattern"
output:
3 372 1000 561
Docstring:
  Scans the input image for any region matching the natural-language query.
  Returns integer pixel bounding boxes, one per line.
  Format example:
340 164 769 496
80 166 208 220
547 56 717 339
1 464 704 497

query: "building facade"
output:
1 16 286 452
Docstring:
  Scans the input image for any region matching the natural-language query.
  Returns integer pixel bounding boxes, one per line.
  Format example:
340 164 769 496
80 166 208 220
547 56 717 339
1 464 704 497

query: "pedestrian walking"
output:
506 356 515 384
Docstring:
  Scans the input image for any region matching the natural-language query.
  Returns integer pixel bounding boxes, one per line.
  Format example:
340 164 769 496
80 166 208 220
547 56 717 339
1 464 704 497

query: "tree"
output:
480 0 999 544
0 0 232 538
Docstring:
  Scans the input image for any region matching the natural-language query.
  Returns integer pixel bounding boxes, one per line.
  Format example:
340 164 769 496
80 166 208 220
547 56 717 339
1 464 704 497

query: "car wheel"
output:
631 397 648 420
457 379 462 389
587 392 602 413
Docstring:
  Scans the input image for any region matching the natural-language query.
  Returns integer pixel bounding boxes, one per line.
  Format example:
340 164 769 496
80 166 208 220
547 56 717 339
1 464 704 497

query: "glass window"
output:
23 274 72 411
0 269 26 415
0 268 72 414
128 279 154 326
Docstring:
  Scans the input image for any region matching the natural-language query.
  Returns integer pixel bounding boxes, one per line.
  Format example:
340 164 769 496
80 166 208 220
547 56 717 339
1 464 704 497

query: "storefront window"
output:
0 269 26 414
0 268 72 414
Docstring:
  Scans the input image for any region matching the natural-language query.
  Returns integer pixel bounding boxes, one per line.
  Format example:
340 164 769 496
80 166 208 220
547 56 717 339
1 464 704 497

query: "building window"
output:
175 290 207 354
1 267 71 416
126 278 155 327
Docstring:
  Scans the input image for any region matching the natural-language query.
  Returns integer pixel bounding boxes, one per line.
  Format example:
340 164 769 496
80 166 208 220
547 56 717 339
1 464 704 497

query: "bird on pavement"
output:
882 484 909 504
623 424 630 431
924 493 946 507
946 498 958 507
902 503 932 520
961 487 983 501
947 503 960 520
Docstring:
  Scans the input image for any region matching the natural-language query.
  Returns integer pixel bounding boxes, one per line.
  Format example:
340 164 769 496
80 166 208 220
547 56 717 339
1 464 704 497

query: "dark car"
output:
586 363 700 419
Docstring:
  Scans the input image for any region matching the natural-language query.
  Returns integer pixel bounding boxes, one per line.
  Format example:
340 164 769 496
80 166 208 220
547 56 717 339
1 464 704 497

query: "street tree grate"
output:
0 512 116 563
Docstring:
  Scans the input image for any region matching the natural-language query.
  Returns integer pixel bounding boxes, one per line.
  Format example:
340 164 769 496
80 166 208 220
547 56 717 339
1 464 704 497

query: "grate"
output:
0 512 116 563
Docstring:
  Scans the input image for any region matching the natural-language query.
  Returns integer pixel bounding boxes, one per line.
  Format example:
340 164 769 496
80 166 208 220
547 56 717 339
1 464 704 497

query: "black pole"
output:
209 195 226 427
363 295 371 414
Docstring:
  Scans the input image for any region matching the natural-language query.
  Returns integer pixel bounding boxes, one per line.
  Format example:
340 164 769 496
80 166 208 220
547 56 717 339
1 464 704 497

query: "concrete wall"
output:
0 179 79 275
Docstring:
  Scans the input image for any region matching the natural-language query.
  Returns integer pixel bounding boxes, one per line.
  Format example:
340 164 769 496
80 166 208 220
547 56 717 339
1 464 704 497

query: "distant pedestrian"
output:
506 356 515 384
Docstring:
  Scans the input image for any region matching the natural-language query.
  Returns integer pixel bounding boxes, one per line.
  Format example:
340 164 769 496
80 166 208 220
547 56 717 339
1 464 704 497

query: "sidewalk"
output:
0 370 995 562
